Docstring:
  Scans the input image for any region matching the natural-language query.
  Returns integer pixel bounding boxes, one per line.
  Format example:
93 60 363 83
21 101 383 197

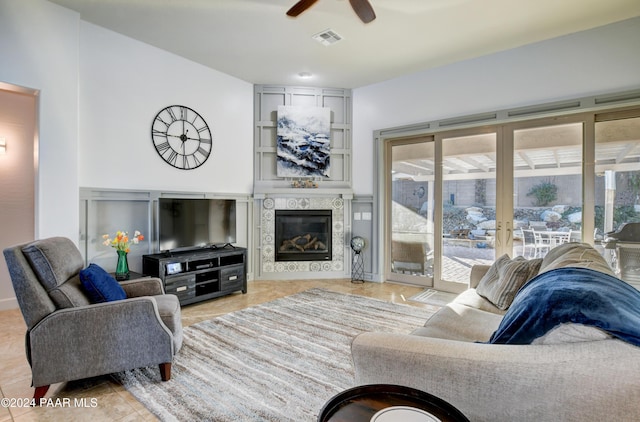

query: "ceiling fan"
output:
286 0 376 24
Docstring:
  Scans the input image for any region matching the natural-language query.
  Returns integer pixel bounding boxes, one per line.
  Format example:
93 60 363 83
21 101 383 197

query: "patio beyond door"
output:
384 118 589 292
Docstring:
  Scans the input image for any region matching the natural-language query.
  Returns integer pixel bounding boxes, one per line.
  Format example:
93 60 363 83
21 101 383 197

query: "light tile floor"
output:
0 279 431 421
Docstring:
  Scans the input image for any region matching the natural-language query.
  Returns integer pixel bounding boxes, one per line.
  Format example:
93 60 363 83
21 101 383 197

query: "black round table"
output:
318 384 469 422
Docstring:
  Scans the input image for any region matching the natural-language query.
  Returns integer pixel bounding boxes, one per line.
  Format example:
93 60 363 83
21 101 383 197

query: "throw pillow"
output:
79 263 127 303
538 242 615 276
531 323 612 345
476 254 542 310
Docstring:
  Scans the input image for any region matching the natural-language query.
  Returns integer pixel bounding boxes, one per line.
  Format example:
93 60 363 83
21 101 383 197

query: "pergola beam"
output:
458 156 490 172
615 142 637 164
553 149 561 168
443 159 470 174
518 151 536 169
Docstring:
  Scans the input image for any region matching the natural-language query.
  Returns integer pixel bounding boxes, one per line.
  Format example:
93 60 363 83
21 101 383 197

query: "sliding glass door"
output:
382 106 640 292
382 114 609 292
438 130 497 292
384 129 499 292
594 112 640 281
511 121 584 259
386 137 435 286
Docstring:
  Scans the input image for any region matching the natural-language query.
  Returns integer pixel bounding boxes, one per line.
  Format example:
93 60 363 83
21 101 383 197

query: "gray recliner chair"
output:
3 236 183 400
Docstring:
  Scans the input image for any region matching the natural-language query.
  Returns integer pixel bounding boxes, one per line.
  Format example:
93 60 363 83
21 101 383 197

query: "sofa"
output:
352 242 640 421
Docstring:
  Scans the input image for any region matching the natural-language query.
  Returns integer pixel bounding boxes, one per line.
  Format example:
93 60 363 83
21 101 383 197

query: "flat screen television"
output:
158 198 236 252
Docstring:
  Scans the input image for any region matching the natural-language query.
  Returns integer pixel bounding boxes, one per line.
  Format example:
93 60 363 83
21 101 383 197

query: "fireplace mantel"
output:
254 190 353 199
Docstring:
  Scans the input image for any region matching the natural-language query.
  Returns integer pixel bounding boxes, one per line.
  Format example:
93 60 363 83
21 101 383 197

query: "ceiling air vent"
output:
312 29 344 46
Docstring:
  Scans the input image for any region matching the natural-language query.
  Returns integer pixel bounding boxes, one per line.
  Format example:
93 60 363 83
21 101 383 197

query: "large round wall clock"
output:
151 105 212 170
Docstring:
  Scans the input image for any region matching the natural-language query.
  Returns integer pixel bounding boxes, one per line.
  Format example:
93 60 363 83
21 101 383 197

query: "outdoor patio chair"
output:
520 228 537 258
552 230 572 246
529 221 548 231
391 241 426 275
520 228 551 258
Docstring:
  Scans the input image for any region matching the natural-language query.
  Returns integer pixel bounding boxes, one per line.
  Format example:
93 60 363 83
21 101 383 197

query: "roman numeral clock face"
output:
151 105 212 170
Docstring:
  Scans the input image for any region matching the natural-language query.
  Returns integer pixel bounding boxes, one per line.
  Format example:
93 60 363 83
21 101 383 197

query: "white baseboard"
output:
0 296 19 311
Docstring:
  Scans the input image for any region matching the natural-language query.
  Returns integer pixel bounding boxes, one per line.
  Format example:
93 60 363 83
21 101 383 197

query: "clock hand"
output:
174 129 201 141
173 129 189 142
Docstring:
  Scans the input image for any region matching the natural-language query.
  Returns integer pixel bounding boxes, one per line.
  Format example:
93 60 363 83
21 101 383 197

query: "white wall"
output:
0 0 80 240
352 17 640 196
79 22 254 193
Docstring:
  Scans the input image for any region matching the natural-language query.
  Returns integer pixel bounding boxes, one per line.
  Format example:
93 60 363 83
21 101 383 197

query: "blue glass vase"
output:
115 250 130 281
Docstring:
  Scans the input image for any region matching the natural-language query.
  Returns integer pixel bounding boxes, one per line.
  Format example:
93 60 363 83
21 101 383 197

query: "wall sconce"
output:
0 137 5 154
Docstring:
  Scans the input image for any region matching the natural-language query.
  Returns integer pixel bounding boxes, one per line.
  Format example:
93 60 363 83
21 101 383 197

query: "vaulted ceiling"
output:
48 0 640 88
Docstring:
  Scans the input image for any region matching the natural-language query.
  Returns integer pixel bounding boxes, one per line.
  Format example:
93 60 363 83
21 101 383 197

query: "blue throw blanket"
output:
489 267 640 346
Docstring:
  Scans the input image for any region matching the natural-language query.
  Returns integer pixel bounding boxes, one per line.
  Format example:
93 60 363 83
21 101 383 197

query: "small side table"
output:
350 236 366 284
111 271 146 282
318 384 469 422
351 250 365 283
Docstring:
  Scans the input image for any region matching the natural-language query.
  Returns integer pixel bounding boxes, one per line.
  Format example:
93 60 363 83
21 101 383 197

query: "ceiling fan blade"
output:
286 0 319 17
349 0 376 23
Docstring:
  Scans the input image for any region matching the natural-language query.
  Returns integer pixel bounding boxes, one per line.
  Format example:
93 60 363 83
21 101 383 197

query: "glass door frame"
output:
383 135 435 287
505 112 595 247
434 126 500 293
379 112 601 291
375 96 640 288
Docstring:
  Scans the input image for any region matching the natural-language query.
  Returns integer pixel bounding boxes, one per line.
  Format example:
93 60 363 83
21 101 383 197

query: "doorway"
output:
0 85 38 309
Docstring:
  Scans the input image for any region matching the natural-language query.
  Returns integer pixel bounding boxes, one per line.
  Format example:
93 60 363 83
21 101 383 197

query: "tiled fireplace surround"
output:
260 196 347 278
253 86 355 279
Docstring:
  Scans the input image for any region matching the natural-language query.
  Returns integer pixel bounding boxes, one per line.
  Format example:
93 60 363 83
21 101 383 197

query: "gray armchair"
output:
3 237 183 400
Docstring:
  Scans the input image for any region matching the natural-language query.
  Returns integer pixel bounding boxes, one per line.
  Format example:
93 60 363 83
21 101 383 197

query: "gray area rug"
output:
114 288 438 421
408 289 458 307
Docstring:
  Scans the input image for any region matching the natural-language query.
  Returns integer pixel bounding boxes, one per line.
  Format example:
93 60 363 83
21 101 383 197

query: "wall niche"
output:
253 85 352 194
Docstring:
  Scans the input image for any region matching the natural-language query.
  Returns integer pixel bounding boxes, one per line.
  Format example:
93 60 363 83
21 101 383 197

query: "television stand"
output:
142 247 247 306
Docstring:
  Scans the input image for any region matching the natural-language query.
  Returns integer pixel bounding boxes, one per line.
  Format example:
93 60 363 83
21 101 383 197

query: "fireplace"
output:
275 210 332 261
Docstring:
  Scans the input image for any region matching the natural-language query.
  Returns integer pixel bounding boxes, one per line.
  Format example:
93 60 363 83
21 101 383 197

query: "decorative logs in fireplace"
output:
279 234 327 253
275 210 332 261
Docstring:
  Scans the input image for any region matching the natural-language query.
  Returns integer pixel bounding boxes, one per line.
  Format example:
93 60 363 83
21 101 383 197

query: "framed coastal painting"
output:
276 106 331 178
